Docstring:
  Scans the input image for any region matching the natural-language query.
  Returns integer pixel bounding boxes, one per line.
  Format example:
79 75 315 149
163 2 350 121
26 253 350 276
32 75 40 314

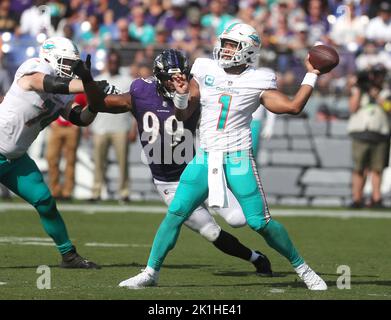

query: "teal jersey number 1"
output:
217 94 232 130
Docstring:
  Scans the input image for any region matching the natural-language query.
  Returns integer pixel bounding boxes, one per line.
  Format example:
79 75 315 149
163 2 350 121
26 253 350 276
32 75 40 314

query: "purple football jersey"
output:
130 78 199 182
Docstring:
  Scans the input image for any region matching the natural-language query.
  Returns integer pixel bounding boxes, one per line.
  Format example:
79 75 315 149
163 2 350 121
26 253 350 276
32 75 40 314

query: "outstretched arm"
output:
172 74 200 121
100 93 132 113
18 72 85 93
261 56 321 115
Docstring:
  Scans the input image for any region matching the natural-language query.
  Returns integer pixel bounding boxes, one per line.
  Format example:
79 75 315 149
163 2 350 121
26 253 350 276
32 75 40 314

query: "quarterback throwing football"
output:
120 23 330 290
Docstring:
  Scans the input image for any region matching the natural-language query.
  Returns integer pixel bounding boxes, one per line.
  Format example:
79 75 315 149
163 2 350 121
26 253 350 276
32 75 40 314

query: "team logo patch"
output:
205 75 215 86
212 168 218 174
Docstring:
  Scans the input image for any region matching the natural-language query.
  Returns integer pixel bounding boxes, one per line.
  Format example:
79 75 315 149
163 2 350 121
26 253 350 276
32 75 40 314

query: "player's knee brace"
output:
246 215 268 232
34 196 57 217
199 223 221 242
224 211 247 228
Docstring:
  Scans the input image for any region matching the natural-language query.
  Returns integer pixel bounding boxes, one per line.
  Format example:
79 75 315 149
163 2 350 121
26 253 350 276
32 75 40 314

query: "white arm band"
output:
301 73 318 88
173 92 190 110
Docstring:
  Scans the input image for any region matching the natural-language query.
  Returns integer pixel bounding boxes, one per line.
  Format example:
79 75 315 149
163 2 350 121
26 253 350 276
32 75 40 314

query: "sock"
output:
259 219 304 268
145 266 159 278
250 250 260 262
147 213 185 271
213 229 252 261
35 197 73 255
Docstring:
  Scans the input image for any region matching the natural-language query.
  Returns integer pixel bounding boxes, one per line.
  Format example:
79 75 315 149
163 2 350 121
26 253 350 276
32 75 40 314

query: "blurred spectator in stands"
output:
46 114 81 201
47 0 66 31
114 18 136 46
258 28 278 70
90 50 134 203
347 65 390 209
330 0 367 52
252 0 270 33
173 23 207 61
128 5 155 46
201 0 235 40
19 0 55 37
268 0 305 32
324 49 357 95
161 0 189 43
355 40 391 71
137 62 153 78
303 0 330 45
10 0 33 20
270 16 295 73
132 47 155 66
110 0 131 21
0 0 20 34
290 22 311 61
365 1 391 46
155 24 169 48
237 1 256 25
145 0 165 26
79 15 111 51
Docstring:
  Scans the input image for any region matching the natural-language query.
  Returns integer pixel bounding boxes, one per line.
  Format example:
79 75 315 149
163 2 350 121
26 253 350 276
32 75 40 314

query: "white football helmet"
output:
213 23 261 68
39 37 80 78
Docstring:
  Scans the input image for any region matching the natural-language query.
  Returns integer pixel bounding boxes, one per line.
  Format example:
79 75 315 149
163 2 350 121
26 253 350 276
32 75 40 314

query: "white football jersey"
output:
0 58 74 159
191 58 277 152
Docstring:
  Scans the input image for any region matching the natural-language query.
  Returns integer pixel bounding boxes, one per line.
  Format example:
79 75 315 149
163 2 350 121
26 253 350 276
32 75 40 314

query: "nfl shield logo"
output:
228 81 233 86
205 75 215 86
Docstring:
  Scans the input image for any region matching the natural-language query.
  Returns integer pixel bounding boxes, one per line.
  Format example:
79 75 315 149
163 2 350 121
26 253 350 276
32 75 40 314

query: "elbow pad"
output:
43 75 72 94
69 105 96 126
68 105 85 126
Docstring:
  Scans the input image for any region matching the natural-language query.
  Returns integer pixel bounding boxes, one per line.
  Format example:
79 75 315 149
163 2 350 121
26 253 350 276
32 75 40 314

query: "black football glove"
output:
71 54 93 82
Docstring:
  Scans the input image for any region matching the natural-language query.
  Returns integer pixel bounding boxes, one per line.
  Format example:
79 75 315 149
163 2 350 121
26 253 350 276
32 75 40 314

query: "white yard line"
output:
0 236 149 248
85 242 150 248
0 203 390 219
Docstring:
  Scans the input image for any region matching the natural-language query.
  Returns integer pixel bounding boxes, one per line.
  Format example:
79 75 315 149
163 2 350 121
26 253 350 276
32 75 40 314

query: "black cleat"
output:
253 251 273 277
60 246 101 269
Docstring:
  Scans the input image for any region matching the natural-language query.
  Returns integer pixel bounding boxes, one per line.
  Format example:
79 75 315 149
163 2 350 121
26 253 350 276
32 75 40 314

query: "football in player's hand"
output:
308 45 339 74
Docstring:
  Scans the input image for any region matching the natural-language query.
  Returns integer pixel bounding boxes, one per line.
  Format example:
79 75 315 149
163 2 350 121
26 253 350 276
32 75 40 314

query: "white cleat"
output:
295 263 328 291
118 270 158 289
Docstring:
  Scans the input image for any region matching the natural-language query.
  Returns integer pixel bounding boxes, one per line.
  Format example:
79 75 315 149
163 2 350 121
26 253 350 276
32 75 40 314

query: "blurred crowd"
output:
0 0 390 203
0 0 390 99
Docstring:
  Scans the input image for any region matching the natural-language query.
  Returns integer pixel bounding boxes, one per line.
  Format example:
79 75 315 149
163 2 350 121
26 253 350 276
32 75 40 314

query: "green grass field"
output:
1 203 391 300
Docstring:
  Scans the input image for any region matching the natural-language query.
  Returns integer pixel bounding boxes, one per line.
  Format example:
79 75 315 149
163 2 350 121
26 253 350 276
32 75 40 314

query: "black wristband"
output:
43 75 71 94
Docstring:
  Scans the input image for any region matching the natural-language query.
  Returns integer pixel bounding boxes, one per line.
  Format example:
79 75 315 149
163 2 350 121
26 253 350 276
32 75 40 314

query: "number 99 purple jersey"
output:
129 77 200 182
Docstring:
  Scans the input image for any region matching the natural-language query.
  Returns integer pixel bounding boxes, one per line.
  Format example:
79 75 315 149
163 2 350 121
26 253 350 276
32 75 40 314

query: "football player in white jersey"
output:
119 23 331 290
0 36 108 269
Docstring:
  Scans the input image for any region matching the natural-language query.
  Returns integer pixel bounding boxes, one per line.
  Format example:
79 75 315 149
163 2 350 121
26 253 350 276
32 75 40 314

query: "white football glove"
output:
104 84 122 95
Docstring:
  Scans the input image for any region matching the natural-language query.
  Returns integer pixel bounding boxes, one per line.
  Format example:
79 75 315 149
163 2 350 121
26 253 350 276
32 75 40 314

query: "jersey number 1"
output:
217 94 232 130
